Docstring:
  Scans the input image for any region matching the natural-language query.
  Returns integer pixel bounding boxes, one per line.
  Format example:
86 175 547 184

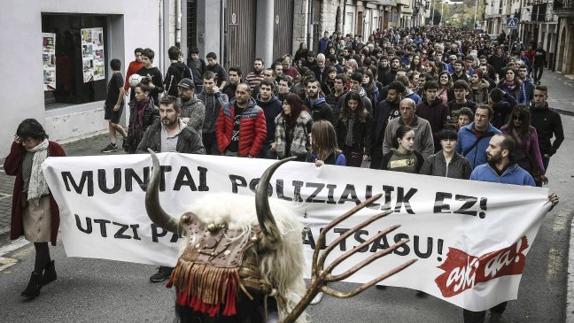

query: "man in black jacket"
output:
137 95 205 283
305 78 334 123
370 81 405 168
530 85 564 169
133 48 163 106
164 46 192 97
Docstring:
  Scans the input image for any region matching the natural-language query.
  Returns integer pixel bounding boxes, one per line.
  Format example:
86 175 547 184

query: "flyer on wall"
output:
42 33 56 91
81 27 105 83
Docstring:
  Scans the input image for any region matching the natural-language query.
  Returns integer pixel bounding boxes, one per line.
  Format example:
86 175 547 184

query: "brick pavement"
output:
0 134 124 243
1 68 573 244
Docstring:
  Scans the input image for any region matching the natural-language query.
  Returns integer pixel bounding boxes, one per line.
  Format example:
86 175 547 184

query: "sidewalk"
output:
0 134 123 244
541 68 574 116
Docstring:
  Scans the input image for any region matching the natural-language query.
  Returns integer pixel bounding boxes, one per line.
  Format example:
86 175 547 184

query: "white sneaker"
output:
310 292 323 305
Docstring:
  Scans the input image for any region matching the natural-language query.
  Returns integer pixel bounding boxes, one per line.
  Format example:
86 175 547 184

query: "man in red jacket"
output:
215 83 267 157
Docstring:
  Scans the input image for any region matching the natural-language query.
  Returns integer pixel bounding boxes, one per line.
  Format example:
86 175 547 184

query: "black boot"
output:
42 260 57 286
21 272 43 299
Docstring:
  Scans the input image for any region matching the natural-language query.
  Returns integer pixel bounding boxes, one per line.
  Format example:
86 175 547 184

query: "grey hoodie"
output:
180 96 205 135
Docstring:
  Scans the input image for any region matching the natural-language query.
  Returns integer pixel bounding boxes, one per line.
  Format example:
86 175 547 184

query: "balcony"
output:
531 3 547 21
554 0 574 17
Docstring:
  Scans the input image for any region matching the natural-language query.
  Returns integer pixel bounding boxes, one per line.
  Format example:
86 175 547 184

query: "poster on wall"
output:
42 33 56 91
81 27 105 83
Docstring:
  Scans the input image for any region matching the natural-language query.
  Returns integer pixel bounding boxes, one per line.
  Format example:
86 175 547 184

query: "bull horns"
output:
255 156 297 242
145 150 179 234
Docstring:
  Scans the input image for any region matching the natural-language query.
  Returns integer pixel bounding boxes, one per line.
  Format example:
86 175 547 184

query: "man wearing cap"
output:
178 78 205 135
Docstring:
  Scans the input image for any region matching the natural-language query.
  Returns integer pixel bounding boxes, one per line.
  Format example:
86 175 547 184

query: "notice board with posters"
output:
42 33 56 91
81 27 106 83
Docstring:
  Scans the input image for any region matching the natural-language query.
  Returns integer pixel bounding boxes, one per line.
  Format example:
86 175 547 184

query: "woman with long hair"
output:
380 125 424 173
501 105 546 185
336 92 372 167
125 82 157 153
3 119 66 299
437 71 453 105
409 54 424 73
308 120 347 166
497 68 526 104
361 69 380 106
272 93 313 161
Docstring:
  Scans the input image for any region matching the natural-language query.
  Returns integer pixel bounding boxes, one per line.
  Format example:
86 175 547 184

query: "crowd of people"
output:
4 25 564 322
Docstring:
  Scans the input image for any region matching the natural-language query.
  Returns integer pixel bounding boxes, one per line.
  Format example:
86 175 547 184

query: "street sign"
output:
506 17 518 29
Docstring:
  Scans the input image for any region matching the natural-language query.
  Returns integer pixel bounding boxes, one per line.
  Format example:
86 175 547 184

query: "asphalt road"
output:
0 81 573 323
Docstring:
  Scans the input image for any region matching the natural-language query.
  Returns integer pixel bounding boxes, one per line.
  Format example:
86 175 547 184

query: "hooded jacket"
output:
456 122 501 169
180 96 206 134
215 98 267 157
307 96 334 124
530 103 564 156
257 95 283 144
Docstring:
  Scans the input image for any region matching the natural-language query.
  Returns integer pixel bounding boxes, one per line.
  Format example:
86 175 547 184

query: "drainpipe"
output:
176 0 181 47
159 0 164 73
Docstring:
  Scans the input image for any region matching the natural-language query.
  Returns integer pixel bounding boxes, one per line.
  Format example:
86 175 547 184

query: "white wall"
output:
0 0 160 157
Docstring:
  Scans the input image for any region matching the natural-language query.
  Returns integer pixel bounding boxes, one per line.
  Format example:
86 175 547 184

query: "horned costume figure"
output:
145 152 416 322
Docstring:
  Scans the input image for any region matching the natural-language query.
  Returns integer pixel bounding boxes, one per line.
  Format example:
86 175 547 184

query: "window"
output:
42 14 108 109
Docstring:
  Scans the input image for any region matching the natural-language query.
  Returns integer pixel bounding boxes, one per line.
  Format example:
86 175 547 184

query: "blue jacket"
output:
456 123 501 169
470 163 535 186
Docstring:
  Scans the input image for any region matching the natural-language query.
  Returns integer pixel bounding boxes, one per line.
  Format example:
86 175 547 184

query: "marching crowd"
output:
4 25 564 322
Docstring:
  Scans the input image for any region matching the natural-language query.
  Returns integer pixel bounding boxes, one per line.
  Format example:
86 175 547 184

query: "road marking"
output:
0 238 29 272
546 247 562 282
553 210 569 233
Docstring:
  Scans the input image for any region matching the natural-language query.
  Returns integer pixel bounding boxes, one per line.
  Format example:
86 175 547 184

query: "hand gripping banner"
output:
42 153 552 311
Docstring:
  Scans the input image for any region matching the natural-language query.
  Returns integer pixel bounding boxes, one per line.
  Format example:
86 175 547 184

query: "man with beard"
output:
305 78 334 123
256 79 282 158
451 60 469 83
456 105 501 169
245 58 265 91
198 71 229 155
222 66 241 100
517 65 534 104
370 81 405 168
381 57 400 86
137 95 205 283
215 83 267 157
466 133 559 323
530 85 564 169
177 78 205 135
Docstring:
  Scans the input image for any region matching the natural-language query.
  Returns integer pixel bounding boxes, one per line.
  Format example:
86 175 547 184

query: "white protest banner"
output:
42 153 551 311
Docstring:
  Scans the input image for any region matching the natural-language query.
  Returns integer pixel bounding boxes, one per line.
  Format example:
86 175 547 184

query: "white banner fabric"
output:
42 153 551 312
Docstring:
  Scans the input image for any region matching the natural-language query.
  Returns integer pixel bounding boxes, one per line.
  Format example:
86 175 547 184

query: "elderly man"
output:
382 98 434 158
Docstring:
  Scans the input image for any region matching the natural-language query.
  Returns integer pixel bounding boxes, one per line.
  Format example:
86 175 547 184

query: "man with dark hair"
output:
124 48 144 93
448 80 477 125
325 73 348 107
205 52 227 89
305 78 334 123
245 58 265 91
133 48 163 106
416 80 449 152
198 71 229 155
466 133 559 323
451 60 469 83
223 66 241 100
530 85 564 169
488 87 516 129
102 59 127 153
215 83 267 157
517 65 534 103
164 46 192 97
456 105 501 169
177 78 205 135
532 42 546 84
277 75 293 101
335 71 372 117
137 95 205 283
256 79 282 158
396 75 421 105
370 80 406 168
187 47 206 92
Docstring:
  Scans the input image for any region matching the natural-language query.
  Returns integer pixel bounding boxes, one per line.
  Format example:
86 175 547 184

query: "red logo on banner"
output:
434 236 529 297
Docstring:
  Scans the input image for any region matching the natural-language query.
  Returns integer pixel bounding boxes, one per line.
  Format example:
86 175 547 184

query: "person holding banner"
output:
380 125 424 173
136 95 205 282
3 119 66 299
420 128 472 179
465 133 559 322
308 120 346 166
272 93 313 161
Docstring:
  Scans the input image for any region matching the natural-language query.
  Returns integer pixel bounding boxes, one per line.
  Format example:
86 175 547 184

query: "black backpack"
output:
165 63 192 96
